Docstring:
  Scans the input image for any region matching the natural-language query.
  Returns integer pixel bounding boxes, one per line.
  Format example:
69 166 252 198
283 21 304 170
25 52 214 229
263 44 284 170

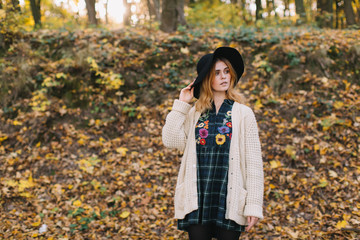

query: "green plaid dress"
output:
178 99 246 233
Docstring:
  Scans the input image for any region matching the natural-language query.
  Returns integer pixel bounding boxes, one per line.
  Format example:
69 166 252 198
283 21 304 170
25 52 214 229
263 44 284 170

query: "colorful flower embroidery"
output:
199 128 208 138
224 110 231 122
204 120 209 129
215 134 226 145
195 104 232 146
218 126 230 134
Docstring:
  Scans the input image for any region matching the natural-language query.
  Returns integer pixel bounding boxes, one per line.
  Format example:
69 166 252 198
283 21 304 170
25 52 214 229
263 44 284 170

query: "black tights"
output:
187 224 242 240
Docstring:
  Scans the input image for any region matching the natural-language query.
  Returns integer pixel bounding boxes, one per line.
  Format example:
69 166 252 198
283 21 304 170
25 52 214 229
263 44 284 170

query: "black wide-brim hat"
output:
190 47 244 99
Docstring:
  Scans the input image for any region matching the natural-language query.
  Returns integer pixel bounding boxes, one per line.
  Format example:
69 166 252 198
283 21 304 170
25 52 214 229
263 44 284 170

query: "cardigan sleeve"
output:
243 108 264 220
162 99 192 152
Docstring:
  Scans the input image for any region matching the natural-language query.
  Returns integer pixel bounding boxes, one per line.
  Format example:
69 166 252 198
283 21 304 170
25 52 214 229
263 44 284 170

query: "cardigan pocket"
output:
174 182 186 211
237 187 247 216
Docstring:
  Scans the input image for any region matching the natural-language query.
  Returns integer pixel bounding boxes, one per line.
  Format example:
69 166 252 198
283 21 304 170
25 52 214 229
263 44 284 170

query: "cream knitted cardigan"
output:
162 99 264 225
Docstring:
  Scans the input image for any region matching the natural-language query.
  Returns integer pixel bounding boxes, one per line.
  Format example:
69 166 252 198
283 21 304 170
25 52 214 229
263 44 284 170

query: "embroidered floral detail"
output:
218 126 230 134
203 120 209 129
215 134 226 145
195 106 232 146
198 111 209 121
199 128 208 138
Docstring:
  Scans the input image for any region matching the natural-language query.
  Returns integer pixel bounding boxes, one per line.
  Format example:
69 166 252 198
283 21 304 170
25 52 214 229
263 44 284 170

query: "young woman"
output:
162 47 264 240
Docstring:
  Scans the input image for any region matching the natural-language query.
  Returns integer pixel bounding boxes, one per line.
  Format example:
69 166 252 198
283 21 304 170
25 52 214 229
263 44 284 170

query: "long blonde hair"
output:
194 58 247 113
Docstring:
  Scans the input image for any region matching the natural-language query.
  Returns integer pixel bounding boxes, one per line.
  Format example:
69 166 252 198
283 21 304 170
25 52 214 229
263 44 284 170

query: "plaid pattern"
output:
178 99 246 233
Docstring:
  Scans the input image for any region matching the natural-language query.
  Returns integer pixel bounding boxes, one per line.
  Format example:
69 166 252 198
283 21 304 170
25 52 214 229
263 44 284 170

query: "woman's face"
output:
211 60 231 94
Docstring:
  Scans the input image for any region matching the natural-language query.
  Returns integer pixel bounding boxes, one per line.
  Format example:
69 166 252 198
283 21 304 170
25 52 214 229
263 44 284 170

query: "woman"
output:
162 47 264 240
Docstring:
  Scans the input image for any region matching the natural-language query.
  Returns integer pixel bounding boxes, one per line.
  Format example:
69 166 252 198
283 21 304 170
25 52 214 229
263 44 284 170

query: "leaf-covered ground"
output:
0 27 359 239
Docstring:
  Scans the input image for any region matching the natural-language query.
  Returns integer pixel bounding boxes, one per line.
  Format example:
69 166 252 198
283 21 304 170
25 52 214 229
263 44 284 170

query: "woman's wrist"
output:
178 98 190 104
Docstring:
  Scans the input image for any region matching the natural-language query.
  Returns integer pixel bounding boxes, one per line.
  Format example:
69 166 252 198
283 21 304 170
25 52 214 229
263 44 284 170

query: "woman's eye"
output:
224 69 229 74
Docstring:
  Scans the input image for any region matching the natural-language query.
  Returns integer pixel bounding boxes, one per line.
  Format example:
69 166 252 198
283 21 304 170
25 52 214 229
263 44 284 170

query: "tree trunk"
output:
176 0 186 25
240 0 245 10
85 0 97 25
317 0 333 13
335 0 340 28
283 0 290 17
344 0 356 26
153 0 160 21
105 0 108 24
358 1 360 24
239 0 246 22
0 0 3 49
147 0 152 22
295 0 306 20
29 0 41 28
317 0 333 28
147 0 160 21
265 0 271 17
160 0 186 33
271 0 278 18
123 0 131 26
255 0 263 20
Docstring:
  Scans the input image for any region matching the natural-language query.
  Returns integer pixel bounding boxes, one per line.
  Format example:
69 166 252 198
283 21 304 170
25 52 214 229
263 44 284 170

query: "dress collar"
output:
210 99 234 111
212 99 233 107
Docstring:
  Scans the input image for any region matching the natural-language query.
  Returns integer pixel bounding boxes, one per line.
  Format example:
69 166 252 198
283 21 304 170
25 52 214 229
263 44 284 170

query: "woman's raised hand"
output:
179 79 195 104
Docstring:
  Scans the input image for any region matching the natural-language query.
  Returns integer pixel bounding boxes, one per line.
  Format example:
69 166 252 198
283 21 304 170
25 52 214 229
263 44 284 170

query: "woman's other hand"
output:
179 79 195 104
245 216 259 232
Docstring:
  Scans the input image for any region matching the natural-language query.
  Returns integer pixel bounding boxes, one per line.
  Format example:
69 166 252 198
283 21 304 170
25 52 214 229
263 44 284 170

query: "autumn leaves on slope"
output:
0 28 359 239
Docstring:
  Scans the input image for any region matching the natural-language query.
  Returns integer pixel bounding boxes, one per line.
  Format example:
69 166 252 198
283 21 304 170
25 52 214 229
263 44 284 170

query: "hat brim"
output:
191 54 214 99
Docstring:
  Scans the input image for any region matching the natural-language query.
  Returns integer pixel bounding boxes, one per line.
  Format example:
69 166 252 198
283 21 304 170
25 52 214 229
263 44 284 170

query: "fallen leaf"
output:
335 220 347 229
120 211 130 218
73 200 82 207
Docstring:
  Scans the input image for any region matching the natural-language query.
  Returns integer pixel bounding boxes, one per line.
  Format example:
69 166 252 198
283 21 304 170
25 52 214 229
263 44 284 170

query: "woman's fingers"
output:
185 79 195 90
245 216 259 232
245 217 253 231
189 79 196 89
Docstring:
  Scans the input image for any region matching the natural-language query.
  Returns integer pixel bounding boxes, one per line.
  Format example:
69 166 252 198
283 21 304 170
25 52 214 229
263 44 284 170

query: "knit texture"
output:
162 99 264 225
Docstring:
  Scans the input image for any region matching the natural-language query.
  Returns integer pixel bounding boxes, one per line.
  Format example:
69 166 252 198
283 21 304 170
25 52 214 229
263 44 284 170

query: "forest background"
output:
0 0 359 239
